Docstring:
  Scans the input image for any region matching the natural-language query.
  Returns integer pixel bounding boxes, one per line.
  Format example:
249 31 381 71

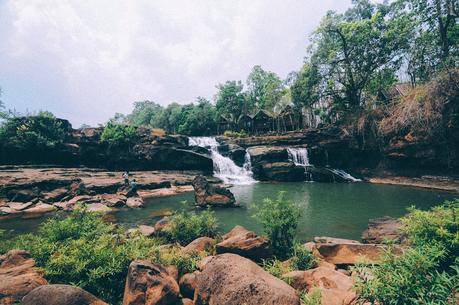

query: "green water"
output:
1 182 456 241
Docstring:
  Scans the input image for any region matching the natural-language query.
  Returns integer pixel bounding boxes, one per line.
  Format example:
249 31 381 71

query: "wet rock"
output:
283 267 356 305
182 237 215 255
101 193 127 207
53 201 72 211
126 197 144 208
24 203 57 214
0 250 48 305
8 188 39 203
194 253 300 305
22 284 108 305
122 260 181 305
68 195 94 205
8 201 34 211
258 162 306 181
0 206 23 216
179 272 199 299
247 146 288 164
216 226 272 262
192 176 236 207
41 187 69 202
362 216 405 244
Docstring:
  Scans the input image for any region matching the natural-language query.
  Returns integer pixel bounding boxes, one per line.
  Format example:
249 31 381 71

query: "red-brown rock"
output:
192 176 236 207
21 284 108 305
216 225 272 261
179 272 200 299
122 260 181 305
0 250 48 305
182 237 215 255
193 253 300 305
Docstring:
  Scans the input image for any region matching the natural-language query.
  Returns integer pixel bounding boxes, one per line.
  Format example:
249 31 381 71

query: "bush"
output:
3 210 165 304
223 130 247 138
100 123 138 146
164 208 219 245
291 242 317 270
354 201 459 305
253 192 302 259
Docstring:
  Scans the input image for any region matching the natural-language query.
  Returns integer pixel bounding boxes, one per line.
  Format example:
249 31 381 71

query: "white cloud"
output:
0 0 352 126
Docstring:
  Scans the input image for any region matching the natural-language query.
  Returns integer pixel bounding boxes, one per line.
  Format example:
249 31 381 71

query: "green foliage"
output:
262 259 295 279
300 289 322 305
291 242 317 270
100 123 138 146
402 199 459 267
354 201 459 304
164 208 218 245
0 113 68 152
215 80 246 124
2 209 207 304
223 130 247 138
253 192 302 259
246 65 286 112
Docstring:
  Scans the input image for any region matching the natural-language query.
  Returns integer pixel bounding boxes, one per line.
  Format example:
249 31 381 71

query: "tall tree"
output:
126 101 162 127
246 65 285 112
215 81 246 123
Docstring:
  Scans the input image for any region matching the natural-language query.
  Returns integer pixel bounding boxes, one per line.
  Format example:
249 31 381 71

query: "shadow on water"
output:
1 182 456 241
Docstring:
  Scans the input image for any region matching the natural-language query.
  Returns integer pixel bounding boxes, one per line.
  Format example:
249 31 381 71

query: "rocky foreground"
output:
0 218 403 305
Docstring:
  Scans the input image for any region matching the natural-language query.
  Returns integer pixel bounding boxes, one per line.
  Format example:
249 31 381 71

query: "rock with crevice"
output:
0 250 48 305
362 216 405 244
216 225 272 261
179 271 200 299
22 284 108 305
24 203 57 214
193 253 300 305
192 176 236 207
126 197 144 208
122 260 181 305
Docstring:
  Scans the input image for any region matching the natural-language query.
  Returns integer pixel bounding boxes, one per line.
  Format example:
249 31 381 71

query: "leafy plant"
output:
223 130 248 138
164 208 218 245
291 241 317 270
253 192 302 259
300 289 322 305
100 122 138 146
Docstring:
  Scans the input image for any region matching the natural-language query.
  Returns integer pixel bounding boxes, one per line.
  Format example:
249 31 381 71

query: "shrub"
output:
354 201 459 305
300 289 322 305
164 208 218 245
262 259 295 279
223 130 247 138
253 192 302 259
291 242 317 270
100 122 138 146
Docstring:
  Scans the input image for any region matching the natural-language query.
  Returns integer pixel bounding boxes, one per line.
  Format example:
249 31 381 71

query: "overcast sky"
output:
0 0 354 127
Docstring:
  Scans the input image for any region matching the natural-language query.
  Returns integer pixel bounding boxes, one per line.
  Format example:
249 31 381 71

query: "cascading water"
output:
188 137 256 185
328 168 361 182
287 148 310 166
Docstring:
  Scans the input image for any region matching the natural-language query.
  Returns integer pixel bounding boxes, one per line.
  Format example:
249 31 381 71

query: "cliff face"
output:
0 124 213 172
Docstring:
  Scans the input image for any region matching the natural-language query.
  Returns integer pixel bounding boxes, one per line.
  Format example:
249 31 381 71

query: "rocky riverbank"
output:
0 216 404 305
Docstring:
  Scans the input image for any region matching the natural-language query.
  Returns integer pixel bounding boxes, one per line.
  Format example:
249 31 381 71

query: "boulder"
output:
192 176 236 207
86 203 112 213
154 217 170 233
126 197 144 208
0 206 23 216
179 272 200 299
182 237 215 255
122 260 181 305
24 203 57 214
247 146 289 164
258 162 306 182
216 225 272 261
193 253 300 305
182 299 194 305
68 195 94 205
41 187 69 202
0 250 48 305
101 193 127 207
22 284 108 305
283 267 356 305
311 237 385 265
8 201 34 211
138 225 156 237
362 216 405 244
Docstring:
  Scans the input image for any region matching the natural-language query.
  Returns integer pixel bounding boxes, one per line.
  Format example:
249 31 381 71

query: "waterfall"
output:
188 137 256 185
287 148 310 166
328 168 361 182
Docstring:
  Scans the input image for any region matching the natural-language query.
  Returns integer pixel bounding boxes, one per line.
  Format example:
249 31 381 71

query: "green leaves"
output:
100 122 138 146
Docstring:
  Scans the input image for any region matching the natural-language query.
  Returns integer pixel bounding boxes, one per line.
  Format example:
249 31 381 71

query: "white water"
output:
287 147 310 166
287 147 361 182
188 137 256 185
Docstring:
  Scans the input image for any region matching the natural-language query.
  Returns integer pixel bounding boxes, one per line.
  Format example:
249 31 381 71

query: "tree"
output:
126 101 162 127
215 80 246 124
178 97 217 136
308 0 410 111
246 65 285 112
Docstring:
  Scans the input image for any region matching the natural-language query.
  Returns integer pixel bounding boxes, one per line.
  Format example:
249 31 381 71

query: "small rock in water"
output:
126 197 143 208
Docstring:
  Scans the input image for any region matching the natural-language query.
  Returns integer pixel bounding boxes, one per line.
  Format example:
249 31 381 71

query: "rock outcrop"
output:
122 260 181 305
0 250 48 305
193 253 300 305
283 267 356 305
182 237 215 255
179 272 199 299
192 176 236 207
362 216 405 244
22 284 108 305
215 226 272 261
308 237 385 265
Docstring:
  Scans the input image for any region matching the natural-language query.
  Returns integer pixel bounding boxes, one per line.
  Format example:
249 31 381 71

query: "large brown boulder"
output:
310 237 385 265
0 250 48 305
193 253 300 305
179 272 200 299
216 225 272 261
283 267 356 305
362 216 405 244
182 237 215 255
192 176 236 207
21 284 108 305
122 260 181 305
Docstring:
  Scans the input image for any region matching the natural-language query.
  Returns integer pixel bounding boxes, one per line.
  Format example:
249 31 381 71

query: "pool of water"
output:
1 182 456 242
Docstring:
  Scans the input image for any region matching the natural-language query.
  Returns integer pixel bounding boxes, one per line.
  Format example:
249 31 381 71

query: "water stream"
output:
188 137 256 185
